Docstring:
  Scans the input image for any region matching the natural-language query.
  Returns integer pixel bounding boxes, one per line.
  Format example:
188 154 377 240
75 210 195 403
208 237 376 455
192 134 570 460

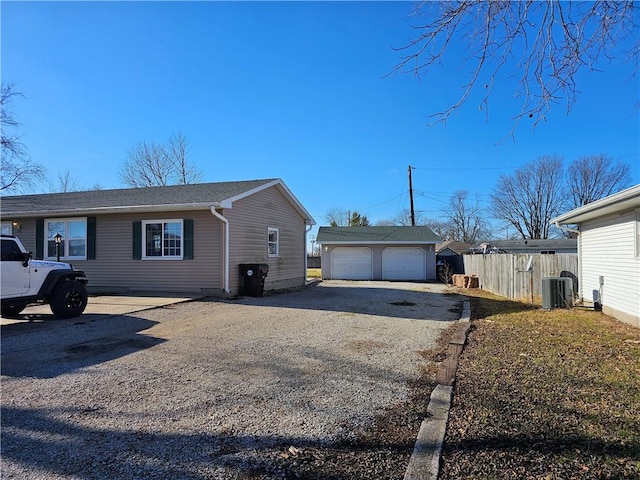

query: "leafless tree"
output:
566 154 632 209
438 260 454 285
53 169 84 193
442 190 490 244
119 132 202 188
424 218 456 241
324 208 370 226
394 208 426 227
1 83 46 192
167 132 202 185
374 219 397 226
491 156 565 239
392 2 639 137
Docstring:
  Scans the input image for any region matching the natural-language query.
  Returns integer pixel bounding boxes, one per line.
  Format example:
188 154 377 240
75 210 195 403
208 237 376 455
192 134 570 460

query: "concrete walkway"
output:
1 294 203 331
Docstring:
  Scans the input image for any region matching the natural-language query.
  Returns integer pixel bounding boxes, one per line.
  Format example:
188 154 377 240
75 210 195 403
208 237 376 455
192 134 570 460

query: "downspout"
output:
211 206 231 294
554 221 581 303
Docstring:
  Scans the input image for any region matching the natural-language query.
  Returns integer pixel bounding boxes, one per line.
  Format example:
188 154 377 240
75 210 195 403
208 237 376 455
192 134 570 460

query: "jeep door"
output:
1 239 30 297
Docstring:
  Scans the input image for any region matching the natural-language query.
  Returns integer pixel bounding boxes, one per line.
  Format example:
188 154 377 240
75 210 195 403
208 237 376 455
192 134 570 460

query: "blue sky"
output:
2 1 639 245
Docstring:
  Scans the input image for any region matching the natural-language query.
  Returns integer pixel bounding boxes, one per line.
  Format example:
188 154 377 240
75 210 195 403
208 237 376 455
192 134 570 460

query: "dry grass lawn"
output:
307 268 322 279
439 289 640 480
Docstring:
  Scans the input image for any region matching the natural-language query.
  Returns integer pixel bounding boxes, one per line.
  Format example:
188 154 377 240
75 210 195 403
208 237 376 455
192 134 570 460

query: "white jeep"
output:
1 234 88 319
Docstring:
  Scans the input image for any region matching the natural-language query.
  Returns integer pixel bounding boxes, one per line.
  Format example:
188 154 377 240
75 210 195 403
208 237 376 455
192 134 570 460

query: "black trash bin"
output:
239 263 269 297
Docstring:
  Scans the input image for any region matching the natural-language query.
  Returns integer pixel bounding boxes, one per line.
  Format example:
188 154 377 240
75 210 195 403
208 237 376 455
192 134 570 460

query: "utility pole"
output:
408 165 415 226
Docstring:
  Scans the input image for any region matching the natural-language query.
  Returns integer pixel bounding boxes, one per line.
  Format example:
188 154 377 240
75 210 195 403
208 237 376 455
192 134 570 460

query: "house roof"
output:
486 239 577 251
551 184 640 225
436 240 473 254
316 226 440 244
1 178 316 224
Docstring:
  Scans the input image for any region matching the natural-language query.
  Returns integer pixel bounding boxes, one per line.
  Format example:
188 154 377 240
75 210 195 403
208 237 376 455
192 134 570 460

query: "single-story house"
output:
1 178 315 297
551 184 640 328
470 239 578 255
436 240 473 257
316 226 440 281
436 240 473 274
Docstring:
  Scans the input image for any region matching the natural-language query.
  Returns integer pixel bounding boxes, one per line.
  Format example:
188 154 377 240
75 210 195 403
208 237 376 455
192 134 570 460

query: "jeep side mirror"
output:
22 251 31 267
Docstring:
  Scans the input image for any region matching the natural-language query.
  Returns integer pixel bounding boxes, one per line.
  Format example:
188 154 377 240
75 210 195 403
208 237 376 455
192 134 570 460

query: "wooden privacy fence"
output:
462 254 579 302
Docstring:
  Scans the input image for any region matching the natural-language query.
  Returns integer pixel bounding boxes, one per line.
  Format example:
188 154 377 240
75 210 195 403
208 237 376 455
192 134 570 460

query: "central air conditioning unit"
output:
542 277 574 310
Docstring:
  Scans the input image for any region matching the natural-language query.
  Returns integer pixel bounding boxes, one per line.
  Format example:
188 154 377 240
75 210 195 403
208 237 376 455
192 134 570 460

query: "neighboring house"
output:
1 178 315 296
470 239 578 255
551 184 640 328
436 240 473 274
436 240 473 257
316 226 440 281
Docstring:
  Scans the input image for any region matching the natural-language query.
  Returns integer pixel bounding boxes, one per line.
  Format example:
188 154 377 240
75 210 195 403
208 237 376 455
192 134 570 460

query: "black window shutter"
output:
36 219 44 259
87 217 96 260
183 219 194 260
132 221 142 260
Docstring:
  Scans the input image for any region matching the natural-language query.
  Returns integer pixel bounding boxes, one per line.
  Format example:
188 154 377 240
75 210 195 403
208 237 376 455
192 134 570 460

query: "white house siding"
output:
225 185 307 293
580 211 640 327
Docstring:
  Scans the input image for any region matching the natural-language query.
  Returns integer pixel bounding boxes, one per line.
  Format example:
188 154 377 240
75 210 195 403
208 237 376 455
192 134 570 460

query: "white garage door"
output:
330 247 373 280
382 247 426 281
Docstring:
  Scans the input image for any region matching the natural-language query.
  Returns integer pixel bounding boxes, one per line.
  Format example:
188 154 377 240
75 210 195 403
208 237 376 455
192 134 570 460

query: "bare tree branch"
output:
566 154 632 208
490 155 565 239
167 132 202 185
53 169 84 193
442 190 490 244
1 83 47 193
119 133 202 188
392 1 639 138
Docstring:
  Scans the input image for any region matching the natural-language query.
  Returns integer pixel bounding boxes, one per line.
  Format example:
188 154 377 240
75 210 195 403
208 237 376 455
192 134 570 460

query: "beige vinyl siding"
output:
580 211 640 325
224 185 307 292
73 210 221 294
10 220 38 255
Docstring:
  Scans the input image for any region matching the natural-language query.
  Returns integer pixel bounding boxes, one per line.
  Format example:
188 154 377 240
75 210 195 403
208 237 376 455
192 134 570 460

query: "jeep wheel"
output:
1 303 27 318
49 280 88 319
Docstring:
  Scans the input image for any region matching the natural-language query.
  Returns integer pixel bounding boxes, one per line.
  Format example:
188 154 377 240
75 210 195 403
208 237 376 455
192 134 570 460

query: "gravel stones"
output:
1 281 462 479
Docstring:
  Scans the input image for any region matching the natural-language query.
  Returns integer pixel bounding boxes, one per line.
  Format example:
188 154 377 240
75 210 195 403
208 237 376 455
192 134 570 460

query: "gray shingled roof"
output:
436 240 473 254
316 226 440 243
488 239 577 250
1 179 299 217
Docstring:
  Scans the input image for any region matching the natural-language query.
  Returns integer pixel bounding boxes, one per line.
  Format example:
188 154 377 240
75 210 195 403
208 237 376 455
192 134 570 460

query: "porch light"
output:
54 232 62 262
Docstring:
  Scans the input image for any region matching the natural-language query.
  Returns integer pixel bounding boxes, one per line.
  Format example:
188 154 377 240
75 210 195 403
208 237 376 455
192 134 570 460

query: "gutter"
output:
210 206 231 294
553 222 579 236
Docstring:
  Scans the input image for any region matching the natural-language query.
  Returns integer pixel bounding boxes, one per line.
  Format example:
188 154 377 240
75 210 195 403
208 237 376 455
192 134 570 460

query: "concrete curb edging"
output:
404 300 472 480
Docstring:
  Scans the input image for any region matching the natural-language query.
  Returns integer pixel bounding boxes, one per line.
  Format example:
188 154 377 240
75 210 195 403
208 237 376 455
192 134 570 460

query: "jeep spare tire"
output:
49 279 88 319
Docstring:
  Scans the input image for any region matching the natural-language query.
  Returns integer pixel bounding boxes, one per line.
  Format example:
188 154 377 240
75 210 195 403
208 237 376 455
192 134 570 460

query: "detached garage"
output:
317 226 440 281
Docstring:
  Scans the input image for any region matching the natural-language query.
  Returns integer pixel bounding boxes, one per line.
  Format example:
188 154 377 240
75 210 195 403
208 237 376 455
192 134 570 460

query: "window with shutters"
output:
45 218 87 260
142 220 183 259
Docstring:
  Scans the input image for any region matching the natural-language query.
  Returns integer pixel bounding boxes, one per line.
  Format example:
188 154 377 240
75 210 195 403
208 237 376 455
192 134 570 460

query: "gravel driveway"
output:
1 281 462 479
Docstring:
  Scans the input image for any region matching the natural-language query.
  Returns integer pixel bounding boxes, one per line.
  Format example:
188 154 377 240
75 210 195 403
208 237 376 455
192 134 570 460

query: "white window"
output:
143 220 183 259
45 218 87 260
268 227 279 257
1 222 12 235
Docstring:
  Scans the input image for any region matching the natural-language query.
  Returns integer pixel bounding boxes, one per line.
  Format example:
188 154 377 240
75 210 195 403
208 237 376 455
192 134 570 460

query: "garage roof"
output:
316 226 440 244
